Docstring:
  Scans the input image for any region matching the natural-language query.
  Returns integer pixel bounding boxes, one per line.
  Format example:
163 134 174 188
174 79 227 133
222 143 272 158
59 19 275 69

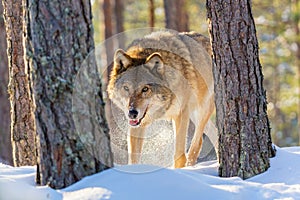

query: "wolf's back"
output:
126 31 211 64
181 32 212 55
126 31 213 90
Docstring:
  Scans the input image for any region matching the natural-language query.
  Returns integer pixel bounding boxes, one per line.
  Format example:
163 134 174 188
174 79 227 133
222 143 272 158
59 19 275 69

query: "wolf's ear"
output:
145 53 164 75
113 49 131 74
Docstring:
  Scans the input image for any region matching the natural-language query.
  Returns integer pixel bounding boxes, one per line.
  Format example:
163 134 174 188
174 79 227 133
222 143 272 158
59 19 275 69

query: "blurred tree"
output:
123 0 164 30
3 0 36 166
115 0 125 48
149 0 155 30
103 0 118 151
103 0 114 66
0 1 12 165
207 0 276 179
23 0 113 189
163 0 189 31
164 0 176 30
176 0 189 32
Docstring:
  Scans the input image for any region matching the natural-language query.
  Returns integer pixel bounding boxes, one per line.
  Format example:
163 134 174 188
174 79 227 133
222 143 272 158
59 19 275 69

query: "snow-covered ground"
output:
0 147 300 200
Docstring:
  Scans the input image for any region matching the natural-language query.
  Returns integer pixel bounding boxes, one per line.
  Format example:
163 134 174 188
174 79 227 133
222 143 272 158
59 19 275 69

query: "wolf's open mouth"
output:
129 119 140 126
128 106 148 127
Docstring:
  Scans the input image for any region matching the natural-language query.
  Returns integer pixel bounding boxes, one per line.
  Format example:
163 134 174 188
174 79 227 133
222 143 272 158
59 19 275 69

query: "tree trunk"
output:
163 0 177 30
103 0 116 150
0 1 12 165
163 0 189 32
207 0 276 179
103 0 114 66
3 0 36 167
23 0 113 189
176 0 189 32
149 0 155 30
115 0 125 49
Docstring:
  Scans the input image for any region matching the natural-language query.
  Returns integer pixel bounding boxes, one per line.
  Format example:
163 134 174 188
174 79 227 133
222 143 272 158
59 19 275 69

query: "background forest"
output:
0 0 299 165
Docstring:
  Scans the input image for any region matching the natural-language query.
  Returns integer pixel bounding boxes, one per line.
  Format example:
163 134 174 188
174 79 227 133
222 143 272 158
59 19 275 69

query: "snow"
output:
1 147 300 200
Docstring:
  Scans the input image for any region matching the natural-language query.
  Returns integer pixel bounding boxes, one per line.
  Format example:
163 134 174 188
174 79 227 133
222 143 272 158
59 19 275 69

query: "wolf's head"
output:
107 49 174 127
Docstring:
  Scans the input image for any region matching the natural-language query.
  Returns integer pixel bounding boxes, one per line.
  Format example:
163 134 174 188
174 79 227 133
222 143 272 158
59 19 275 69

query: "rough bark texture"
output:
3 0 36 166
115 0 125 49
207 0 276 179
0 1 12 165
163 0 189 32
23 0 113 189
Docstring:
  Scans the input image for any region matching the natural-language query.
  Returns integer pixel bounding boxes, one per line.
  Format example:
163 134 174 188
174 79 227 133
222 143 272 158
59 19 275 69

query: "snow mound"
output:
0 147 300 200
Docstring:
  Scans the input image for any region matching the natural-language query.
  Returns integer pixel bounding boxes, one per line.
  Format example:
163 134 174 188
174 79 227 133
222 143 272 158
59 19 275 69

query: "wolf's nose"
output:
128 108 138 119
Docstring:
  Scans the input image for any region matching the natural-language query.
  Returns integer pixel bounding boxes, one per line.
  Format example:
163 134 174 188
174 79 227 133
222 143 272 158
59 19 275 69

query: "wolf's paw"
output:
186 158 197 167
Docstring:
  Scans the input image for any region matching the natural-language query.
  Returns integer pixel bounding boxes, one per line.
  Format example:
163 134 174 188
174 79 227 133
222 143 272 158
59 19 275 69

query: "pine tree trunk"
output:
103 0 116 152
103 0 114 65
3 0 36 167
163 0 177 30
23 0 113 189
176 0 189 32
164 0 189 32
207 0 276 179
115 0 125 49
149 0 155 30
0 1 12 165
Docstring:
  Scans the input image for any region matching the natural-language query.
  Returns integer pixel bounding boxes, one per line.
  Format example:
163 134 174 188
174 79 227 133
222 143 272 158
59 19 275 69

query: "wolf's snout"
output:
128 108 138 119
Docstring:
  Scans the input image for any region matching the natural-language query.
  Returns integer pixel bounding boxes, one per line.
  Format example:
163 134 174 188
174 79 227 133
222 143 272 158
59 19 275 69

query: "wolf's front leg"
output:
173 109 189 168
128 127 146 164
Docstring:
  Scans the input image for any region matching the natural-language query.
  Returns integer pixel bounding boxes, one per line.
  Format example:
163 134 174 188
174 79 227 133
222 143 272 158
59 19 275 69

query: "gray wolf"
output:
107 31 214 168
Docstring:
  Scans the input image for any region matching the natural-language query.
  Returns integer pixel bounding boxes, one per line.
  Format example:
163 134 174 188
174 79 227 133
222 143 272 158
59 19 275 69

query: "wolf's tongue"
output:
129 119 139 126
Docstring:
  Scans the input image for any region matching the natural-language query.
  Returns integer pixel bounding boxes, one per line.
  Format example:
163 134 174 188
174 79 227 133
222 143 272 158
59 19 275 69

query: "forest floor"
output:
0 146 300 200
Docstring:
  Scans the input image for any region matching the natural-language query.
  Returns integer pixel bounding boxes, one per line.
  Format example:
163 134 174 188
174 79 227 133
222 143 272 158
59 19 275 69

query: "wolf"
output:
107 31 214 168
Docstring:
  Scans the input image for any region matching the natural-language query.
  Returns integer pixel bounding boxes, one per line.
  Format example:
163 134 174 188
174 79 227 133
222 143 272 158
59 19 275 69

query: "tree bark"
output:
207 0 276 179
23 0 113 189
0 1 12 165
3 0 36 166
115 0 125 49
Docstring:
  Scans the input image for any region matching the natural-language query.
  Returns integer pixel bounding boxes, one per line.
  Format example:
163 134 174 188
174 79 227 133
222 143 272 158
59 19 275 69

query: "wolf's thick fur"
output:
107 31 214 168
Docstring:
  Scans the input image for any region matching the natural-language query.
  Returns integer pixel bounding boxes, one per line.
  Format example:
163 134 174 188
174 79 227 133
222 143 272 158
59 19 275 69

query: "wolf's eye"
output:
142 86 149 93
123 86 129 91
